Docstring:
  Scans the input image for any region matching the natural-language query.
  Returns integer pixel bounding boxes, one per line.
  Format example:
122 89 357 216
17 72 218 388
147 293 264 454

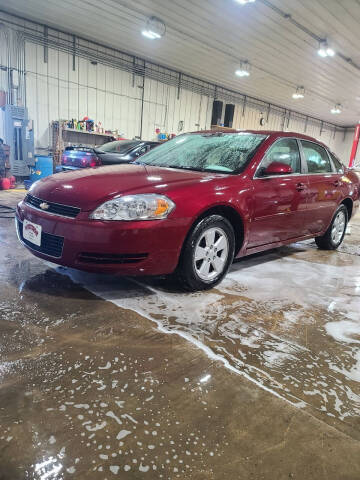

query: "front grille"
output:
25 194 80 218
78 252 148 264
17 219 64 258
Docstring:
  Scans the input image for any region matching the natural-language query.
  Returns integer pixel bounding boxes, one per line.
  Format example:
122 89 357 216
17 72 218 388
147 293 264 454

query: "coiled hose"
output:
0 204 15 219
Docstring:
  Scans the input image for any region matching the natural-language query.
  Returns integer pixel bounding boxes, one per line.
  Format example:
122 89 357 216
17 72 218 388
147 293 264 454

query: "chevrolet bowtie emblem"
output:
39 202 49 210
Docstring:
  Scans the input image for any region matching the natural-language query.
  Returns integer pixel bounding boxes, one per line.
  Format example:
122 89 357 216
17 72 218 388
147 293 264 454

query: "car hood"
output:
28 164 223 211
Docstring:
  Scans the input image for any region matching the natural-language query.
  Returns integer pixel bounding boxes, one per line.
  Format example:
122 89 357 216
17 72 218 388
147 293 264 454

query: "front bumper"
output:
16 201 189 276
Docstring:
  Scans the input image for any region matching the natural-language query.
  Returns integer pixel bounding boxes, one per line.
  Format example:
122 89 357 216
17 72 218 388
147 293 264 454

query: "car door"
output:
299 140 343 234
247 137 308 248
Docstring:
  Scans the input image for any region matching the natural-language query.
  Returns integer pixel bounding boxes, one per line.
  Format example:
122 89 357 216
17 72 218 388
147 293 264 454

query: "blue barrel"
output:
30 155 54 182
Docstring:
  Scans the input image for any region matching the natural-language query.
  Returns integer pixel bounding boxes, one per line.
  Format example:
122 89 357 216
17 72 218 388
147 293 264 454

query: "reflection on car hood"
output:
29 164 224 211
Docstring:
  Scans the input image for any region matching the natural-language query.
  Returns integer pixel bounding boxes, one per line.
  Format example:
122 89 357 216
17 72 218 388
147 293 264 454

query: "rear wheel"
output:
315 205 347 250
176 215 235 291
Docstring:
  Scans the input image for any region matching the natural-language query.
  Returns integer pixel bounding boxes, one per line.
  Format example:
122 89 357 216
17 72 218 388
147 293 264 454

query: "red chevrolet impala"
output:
16 131 360 290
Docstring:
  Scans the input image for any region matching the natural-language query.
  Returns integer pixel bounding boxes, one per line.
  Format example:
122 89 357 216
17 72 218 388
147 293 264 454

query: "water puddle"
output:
57 244 360 430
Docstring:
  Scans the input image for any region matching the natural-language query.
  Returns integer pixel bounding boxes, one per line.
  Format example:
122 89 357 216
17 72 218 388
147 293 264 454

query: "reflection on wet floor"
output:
62 239 360 436
0 268 228 478
2 191 360 478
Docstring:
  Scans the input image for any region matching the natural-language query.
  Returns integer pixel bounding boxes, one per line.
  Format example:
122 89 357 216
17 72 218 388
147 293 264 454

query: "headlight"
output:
90 194 175 221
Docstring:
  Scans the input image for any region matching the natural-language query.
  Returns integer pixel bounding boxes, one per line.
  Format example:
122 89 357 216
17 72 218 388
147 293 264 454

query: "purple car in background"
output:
61 140 160 170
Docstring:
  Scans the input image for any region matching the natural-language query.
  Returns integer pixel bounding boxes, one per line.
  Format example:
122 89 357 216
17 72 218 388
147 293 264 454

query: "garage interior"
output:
1 1 360 479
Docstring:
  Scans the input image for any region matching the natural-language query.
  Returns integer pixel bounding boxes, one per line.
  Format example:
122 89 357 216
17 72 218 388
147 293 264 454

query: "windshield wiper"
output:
157 165 206 172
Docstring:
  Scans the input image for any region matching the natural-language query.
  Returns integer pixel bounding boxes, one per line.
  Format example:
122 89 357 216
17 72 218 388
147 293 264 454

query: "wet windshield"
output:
97 140 140 154
138 133 266 173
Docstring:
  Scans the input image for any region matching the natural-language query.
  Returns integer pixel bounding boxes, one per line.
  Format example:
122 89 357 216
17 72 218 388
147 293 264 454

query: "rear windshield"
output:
138 133 266 173
98 140 140 154
64 146 94 152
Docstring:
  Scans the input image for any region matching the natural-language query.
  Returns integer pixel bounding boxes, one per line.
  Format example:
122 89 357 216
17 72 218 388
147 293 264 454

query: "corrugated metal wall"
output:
0 12 354 162
24 42 212 148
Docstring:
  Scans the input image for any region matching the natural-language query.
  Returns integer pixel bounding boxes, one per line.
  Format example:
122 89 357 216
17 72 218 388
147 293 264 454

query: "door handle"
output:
333 180 340 187
296 182 306 191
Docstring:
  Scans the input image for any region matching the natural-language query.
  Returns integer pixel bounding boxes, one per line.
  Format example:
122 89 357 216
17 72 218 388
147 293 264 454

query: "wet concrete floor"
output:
1 190 360 479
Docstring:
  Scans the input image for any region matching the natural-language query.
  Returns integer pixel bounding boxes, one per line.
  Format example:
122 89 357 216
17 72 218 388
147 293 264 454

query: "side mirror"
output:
264 161 293 176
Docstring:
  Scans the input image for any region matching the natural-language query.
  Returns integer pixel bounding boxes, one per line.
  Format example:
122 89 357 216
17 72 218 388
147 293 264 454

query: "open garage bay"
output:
1 191 360 479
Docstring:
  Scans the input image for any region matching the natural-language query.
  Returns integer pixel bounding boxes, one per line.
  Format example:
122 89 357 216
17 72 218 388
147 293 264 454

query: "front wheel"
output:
315 205 348 250
176 215 235 291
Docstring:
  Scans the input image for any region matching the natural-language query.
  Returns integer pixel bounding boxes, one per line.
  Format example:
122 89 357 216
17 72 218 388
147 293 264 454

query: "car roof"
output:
188 129 328 148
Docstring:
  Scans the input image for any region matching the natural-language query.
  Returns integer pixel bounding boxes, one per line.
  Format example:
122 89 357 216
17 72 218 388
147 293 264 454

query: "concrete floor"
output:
1 189 360 479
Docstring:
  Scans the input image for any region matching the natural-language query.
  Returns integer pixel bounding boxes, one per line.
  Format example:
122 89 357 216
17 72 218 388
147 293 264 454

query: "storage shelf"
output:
63 128 114 138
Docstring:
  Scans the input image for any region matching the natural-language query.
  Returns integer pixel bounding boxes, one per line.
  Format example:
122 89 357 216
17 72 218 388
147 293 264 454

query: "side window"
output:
137 146 148 156
258 138 301 175
300 141 333 173
329 151 344 173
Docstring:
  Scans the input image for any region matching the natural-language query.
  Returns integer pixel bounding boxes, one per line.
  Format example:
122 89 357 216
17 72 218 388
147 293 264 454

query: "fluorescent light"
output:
142 16 165 40
235 0 255 3
235 69 250 77
235 61 251 77
142 30 161 39
318 41 335 58
331 104 342 114
292 86 305 99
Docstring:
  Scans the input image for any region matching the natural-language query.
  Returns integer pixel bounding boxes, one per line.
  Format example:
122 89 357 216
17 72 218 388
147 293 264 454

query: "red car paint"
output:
16 131 360 276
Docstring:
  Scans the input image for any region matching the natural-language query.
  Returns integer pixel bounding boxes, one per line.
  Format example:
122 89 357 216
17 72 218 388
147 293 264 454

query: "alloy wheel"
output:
331 210 346 244
193 227 229 281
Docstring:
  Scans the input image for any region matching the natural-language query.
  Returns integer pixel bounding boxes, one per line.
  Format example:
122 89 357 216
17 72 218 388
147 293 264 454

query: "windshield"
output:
138 133 266 173
98 140 140 154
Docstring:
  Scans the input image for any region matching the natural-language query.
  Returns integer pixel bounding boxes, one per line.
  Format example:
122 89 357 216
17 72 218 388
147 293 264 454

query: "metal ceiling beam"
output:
0 8 354 131
259 0 360 71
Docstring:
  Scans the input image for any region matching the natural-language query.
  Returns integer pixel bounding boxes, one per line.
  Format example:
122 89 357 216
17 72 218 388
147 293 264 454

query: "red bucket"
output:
0 178 11 190
9 176 16 189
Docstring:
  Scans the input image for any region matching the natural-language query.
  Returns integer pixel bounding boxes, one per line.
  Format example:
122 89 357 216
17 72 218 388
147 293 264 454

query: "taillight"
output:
61 155 67 165
90 156 101 167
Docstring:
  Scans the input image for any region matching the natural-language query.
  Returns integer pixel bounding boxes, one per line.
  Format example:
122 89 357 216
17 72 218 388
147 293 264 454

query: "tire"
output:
315 205 348 250
176 215 235 291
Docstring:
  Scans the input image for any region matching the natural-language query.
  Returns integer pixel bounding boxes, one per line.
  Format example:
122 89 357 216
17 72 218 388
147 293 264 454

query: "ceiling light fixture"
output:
331 104 342 114
142 16 166 40
292 86 305 99
235 0 255 4
235 61 251 77
318 40 335 58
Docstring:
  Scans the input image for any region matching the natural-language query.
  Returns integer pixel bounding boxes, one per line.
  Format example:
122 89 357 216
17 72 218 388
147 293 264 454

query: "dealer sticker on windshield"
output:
23 219 42 246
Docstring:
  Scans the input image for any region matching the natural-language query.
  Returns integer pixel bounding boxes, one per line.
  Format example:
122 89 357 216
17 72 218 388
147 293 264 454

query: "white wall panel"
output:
78 57 88 86
58 79 69 120
25 42 37 72
78 85 87 120
48 76 59 127
36 74 50 150
331 129 354 163
47 47 59 81
20 37 352 161
68 82 78 121
68 55 78 84
58 51 68 82
87 87 97 121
